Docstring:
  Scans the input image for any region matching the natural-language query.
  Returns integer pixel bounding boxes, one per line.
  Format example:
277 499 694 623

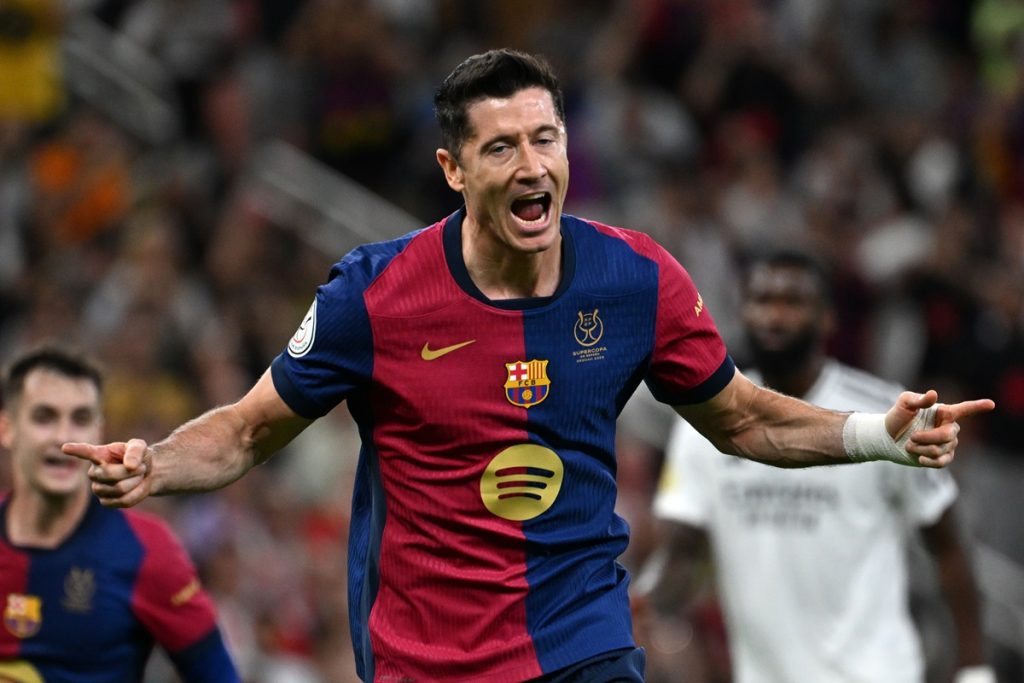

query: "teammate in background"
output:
0 345 240 682
642 250 995 683
64 50 993 682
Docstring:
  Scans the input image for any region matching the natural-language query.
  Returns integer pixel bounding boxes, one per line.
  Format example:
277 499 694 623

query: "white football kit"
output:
654 360 957 683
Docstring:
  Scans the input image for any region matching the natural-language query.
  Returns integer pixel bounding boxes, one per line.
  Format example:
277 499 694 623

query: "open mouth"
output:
43 453 81 471
510 192 552 227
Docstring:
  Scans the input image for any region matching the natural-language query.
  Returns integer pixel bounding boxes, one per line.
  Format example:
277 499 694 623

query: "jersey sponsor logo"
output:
3 594 41 639
421 339 476 360
61 567 95 614
694 292 704 317
480 444 564 520
287 299 317 358
0 660 44 682
573 309 604 346
721 481 840 530
504 360 550 408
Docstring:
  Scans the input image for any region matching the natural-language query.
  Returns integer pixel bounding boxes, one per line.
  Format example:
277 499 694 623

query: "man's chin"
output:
748 346 815 376
37 476 89 501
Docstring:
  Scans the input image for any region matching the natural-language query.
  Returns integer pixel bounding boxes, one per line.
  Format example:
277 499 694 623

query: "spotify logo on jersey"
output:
480 445 564 521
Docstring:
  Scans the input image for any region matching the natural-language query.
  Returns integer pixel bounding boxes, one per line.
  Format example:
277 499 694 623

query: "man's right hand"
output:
62 438 153 507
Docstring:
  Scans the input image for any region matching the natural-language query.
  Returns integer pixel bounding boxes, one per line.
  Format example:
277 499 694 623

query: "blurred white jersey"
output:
654 360 957 683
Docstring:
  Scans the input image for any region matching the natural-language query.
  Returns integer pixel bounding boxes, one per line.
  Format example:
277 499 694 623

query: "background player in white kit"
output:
640 250 995 683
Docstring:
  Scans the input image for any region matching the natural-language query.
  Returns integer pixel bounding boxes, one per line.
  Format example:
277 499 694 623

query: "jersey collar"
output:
441 207 576 310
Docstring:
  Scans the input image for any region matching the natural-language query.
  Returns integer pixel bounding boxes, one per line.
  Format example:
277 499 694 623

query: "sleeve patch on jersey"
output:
170 578 201 607
288 299 317 357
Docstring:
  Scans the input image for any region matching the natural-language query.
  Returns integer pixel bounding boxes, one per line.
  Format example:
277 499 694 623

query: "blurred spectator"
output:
28 108 133 250
0 0 65 122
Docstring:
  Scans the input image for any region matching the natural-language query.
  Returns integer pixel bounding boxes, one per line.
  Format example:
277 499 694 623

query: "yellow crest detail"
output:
694 293 704 317
4 594 42 639
504 359 551 408
573 309 604 347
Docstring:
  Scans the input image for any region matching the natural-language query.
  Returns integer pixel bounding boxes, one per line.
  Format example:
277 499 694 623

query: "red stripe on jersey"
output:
363 226 543 681
586 220 728 397
126 511 220 653
0 534 30 658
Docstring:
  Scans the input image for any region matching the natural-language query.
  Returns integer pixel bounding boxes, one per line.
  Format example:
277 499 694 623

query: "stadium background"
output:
0 1 1022 681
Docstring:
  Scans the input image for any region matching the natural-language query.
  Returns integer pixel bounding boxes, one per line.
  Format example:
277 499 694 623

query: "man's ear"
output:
0 411 12 450
436 148 465 192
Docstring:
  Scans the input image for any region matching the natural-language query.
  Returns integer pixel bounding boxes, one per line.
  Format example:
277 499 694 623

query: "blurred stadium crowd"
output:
0 1 1022 681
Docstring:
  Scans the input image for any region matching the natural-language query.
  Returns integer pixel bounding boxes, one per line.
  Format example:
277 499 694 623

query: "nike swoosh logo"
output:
421 339 476 360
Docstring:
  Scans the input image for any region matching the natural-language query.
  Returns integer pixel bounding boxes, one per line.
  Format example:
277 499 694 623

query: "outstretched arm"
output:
639 520 711 617
632 520 715 683
921 508 993 680
63 369 313 507
674 371 995 468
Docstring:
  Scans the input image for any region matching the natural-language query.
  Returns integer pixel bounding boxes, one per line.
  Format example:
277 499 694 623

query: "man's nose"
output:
55 417 83 445
516 143 547 180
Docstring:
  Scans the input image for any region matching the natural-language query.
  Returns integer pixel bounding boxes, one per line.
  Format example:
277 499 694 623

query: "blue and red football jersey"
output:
271 209 734 682
0 496 239 682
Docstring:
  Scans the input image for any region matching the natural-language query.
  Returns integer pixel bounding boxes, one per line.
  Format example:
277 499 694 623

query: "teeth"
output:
510 192 550 228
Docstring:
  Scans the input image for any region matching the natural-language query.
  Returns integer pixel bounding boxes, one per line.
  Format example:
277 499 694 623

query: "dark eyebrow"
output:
27 402 98 419
477 124 562 153
29 403 58 415
532 124 561 137
71 405 99 419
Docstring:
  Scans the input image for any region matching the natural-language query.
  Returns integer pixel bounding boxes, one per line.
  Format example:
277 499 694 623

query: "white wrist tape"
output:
842 406 938 466
954 666 997 683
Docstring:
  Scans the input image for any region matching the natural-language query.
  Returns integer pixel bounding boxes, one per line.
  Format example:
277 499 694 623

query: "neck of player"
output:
7 486 91 549
462 220 562 300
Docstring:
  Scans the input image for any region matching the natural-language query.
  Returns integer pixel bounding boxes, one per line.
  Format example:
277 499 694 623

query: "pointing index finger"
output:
938 399 996 423
62 442 105 465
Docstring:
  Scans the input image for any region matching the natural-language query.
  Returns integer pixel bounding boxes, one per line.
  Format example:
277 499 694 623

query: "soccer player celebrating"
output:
64 50 993 682
0 345 240 682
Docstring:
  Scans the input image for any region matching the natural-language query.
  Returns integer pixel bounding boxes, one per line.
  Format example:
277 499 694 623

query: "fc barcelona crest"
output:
504 360 551 408
4 593 42 639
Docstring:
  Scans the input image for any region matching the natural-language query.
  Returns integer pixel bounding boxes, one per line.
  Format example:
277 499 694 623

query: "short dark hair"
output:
434 48 566 158
1 345 104 410
743 248 834 305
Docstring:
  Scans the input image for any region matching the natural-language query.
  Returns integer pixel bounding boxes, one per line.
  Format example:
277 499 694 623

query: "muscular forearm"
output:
65 369 312 508
675 371 976 469
150 370 312 496
149 405 261 496
678 376 850 468
727 387 849 467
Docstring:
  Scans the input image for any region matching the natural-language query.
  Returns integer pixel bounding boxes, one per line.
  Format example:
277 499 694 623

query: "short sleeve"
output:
642 242 734 405
271 253 377 418
652 418 717 526
126 514 222 652
886 464 958 527
127 514 240 681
